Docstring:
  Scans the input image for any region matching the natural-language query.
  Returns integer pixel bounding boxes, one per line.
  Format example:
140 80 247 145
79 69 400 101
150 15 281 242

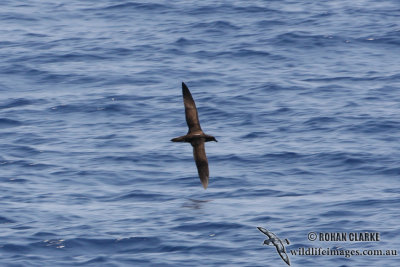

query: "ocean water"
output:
1 0 399 266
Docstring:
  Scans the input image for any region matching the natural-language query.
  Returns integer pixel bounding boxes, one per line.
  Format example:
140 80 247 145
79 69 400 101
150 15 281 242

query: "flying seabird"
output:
257 227 291 266
171 82 217 189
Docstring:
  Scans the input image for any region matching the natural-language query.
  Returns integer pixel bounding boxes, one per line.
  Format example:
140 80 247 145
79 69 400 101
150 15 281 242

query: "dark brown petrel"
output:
171 82 217 189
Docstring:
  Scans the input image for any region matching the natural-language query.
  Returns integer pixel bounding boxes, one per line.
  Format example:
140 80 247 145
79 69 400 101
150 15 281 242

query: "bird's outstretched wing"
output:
257 227 273 239
182 82 202 133
278 250 291 266
192 141 209 189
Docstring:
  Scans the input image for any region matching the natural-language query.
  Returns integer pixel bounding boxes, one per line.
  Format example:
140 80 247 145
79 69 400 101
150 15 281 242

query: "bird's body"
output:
171 82 217 189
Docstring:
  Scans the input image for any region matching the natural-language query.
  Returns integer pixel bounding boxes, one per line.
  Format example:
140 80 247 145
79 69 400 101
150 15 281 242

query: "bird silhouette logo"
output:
257 227 291 266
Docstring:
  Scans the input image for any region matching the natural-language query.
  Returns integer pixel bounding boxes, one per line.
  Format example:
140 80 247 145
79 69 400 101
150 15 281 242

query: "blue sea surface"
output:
1 1 399 266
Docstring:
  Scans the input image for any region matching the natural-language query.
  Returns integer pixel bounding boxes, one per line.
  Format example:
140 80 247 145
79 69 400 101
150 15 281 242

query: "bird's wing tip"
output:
257 227 269 235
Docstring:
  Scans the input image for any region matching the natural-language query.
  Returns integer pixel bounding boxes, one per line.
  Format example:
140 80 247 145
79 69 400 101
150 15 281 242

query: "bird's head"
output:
205 135 218 142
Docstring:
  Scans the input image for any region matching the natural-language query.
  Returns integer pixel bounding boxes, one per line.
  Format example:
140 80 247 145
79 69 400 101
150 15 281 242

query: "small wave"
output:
346 119 398 134
93 134 118 140
379 167 400 176
2 145 41 156
383 188 400 194
232 5 278 14
251 83 304 92
304 116 339 126
321 210 356 217
1 243 29 253
256 19 286 27
242 131 268 139
0 118 22 127
25 32 48 38
103 2 168 11
219 188 283 198
189 4 277 15
6 178 28 183
101 189 173 202
0 98 32 110
335 197 400 208
33 232 58 238
211 154 251 163
302 75 393 82
77 256 107 265
1 64 76 84
192 48 275 60
188 5 231 15
172 221 245 232
66 236 162 253
231 49 271 58
262 151 303 160
1 13 38 22
49 101 132 115
307 151 371 169
173 37 204 46
0 216 15 224
193 20 240 31
273 32 342 47
357 30 400 46
29 52 110 64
